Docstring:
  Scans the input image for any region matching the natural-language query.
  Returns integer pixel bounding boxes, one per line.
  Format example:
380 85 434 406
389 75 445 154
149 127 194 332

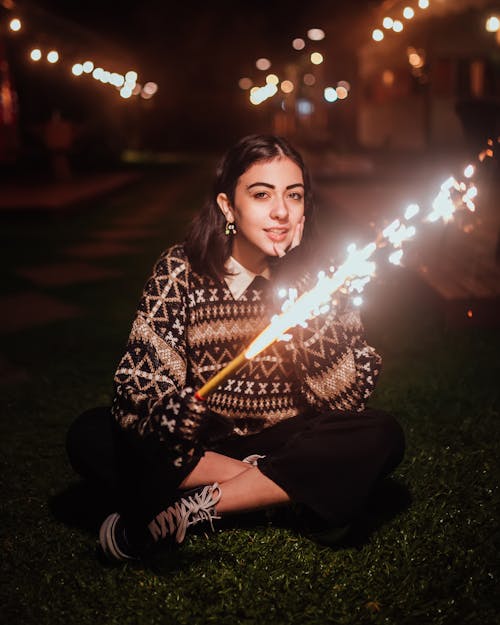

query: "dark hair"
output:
185 134 317 280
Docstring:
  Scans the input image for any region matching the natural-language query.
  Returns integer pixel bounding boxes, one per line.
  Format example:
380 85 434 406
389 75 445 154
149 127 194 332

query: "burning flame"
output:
245 242 377 358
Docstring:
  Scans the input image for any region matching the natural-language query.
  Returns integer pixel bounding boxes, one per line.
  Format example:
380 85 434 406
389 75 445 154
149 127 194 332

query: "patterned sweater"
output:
112 244 382 464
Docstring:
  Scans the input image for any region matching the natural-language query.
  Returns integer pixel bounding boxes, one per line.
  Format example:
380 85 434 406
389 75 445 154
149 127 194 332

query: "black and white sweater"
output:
112 244 382 465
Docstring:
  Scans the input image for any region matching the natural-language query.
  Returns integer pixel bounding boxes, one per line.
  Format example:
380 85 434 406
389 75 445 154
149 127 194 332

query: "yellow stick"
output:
195 351 248 400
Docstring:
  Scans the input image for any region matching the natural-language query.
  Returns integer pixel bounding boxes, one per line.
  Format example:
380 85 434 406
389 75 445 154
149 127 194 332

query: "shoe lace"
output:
152 483 222 544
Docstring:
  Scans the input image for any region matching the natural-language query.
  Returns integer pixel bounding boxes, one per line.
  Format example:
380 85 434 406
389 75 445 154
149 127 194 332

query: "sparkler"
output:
196 142 493 401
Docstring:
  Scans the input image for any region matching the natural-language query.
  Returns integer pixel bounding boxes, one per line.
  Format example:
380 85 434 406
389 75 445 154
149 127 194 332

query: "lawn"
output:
1 164 499 625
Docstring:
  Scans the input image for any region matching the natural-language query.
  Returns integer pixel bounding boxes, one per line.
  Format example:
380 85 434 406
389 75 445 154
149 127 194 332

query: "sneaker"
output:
99 482 222 563
99 512 141 562
148 482 222 543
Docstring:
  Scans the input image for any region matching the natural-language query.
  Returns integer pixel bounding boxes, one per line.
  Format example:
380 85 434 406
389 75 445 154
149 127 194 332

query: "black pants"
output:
66 407 405 530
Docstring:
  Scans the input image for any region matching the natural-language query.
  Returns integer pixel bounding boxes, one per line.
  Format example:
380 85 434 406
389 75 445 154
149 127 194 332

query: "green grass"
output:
1 166 499 625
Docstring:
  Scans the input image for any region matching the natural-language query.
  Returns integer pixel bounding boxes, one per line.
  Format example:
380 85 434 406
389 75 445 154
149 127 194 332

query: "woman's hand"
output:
273 216 305 258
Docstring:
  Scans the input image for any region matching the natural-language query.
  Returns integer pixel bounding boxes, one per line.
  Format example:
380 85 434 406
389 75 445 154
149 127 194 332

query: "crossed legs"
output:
179 451 290 514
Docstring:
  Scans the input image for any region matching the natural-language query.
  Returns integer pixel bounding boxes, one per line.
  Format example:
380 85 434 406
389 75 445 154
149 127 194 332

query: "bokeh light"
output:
382 70 395 86
383 17 394 29
403 7 415 19
238 77 253 90
392 20 404 32
303 73 316 86
486 16 500 32
324 87 338 102
143 82 158 95
125 70 138 82
72 63 84 76
307 28 325 41
337 80 351 92
280 80 294 93
82 61 94 73
120 86 132 99
256 57 271 70
30 48 42 61
9 18 21 31
292 38 306 50
372 29 384 41
266 73 279 85
418 0 429 8
310 52 323 65
336 86 348 99
110 73 125 87
47 50 59 63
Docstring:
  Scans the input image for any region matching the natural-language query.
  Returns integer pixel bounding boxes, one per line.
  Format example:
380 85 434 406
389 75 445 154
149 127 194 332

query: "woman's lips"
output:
264 228 288 242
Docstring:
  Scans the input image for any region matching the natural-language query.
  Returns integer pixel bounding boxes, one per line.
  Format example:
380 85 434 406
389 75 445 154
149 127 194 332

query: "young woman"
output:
66 134 405 562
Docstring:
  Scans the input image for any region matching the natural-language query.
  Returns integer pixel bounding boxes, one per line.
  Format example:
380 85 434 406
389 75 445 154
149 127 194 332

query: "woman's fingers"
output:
290 216 305 250
273 216 305 258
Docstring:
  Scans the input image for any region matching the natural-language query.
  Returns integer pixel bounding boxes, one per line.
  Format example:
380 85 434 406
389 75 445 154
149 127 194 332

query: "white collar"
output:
224 256 270 300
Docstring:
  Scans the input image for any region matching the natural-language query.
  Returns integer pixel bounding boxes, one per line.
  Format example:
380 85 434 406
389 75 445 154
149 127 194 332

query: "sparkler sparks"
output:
196 146 492 400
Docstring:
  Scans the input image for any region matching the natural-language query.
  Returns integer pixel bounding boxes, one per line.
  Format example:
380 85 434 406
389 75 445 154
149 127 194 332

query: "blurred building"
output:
357 0 500 151
0 38 18 163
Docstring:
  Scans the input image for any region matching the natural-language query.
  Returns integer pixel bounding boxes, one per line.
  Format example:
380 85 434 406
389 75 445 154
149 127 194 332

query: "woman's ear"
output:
216 193 235 223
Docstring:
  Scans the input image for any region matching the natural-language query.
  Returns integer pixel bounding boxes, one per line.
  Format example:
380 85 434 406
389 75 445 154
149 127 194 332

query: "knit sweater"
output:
112 243 382 463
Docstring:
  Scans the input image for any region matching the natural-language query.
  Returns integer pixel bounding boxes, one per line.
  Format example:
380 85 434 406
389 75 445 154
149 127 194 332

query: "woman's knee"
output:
66 406 116 486
368 410 406 472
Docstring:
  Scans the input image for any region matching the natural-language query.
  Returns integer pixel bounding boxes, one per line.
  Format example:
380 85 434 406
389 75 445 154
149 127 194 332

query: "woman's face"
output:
217 157 305 273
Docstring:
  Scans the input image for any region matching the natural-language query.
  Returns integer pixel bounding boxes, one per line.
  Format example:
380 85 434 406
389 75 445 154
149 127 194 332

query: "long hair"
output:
185 134 317 281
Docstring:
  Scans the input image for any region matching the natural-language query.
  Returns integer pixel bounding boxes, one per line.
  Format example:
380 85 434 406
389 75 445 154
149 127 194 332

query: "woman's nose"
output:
270 196 288 220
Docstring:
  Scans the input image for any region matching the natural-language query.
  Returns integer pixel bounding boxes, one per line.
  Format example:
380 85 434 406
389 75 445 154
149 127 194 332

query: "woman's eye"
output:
289 192 303 201
254 191 269 199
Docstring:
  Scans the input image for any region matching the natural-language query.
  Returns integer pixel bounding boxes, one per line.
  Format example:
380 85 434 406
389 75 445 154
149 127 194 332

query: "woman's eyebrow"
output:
246 182 304 190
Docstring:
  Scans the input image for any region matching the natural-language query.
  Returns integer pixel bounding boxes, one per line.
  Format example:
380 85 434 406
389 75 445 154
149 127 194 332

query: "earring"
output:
225 221 237 236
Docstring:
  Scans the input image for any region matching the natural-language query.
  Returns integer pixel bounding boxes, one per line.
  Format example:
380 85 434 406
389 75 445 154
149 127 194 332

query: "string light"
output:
3 10 157 101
